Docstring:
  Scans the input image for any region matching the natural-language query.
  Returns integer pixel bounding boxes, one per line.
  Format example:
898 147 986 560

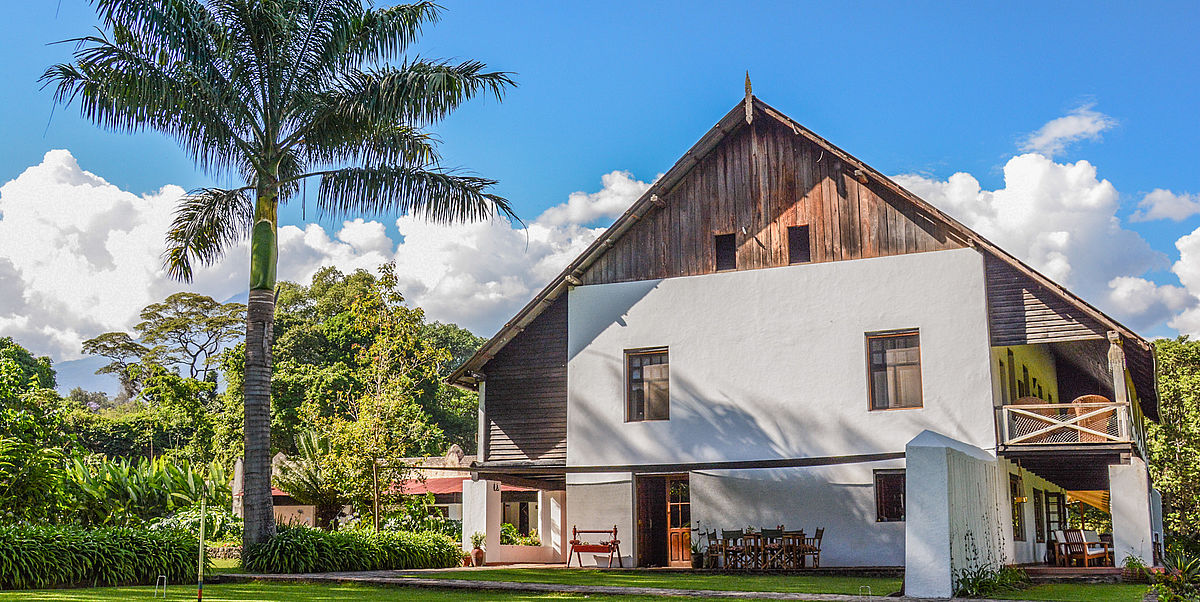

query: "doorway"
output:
635 473 690 567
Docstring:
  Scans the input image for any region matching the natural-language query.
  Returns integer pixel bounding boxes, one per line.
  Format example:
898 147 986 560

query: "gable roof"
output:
449 96 1159 419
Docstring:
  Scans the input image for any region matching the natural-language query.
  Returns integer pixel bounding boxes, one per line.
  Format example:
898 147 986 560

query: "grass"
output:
993 582 1150 602
0 582 775 601
414 568 903 595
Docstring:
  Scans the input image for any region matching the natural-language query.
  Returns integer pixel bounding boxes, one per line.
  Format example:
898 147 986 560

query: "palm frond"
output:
314 165 517 224
324 59 515 127
163 186 254 282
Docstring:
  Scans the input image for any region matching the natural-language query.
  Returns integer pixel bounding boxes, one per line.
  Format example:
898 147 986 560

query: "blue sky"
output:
0 1 1197 392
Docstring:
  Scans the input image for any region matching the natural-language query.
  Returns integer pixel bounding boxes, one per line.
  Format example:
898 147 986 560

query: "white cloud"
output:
1020 103 1117 157
894 153 1164 308
0 150 648 359
533 170 652 227
1132 189 1200 222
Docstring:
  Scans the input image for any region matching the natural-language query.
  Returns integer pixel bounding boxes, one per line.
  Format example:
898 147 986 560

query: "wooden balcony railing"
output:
1000 402 1133 445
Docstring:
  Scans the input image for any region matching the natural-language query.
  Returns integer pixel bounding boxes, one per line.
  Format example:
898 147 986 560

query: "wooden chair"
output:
703 530 721 569
1062 529 1108 567
720 529 749 569
760 528 787 570
797 528 824 568
1083 530 1113 566
567 525 623 567
782 529 806 569
1049 530 1067 566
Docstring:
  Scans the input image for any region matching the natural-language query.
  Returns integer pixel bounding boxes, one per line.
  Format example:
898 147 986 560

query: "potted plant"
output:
470 531 487 567
690 538 706 569
461 551 472 567
1122 555 1148 583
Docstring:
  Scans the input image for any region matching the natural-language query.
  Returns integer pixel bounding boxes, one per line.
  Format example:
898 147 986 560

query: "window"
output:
1006 350 1017 402
1045 492 1066 532
787 225 811 264
867 331 923 410
1021 365 1030 398
1010 474 1026 541
874 470 905 522
999 360 1008 404
715 234 736 271
1033 489 1046 543
626 348 669 421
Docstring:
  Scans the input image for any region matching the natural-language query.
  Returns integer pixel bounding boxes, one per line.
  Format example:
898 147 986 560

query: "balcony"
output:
999 400 1139 447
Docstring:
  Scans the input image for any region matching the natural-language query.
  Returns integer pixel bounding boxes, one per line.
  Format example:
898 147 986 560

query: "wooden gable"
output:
580 116 964 285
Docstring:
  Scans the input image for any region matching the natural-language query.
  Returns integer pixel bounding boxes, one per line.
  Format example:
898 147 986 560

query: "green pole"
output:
198 483 206 601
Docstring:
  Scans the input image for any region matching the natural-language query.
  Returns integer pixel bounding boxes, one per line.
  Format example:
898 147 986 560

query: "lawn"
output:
994 582 1150 602
0 582 721 601
414 568 903 595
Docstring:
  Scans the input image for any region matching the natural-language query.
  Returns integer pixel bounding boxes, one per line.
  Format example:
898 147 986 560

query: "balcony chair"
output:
1062 529 1109 567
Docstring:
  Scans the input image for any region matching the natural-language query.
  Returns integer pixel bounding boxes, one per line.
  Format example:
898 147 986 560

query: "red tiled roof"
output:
389 477 532 495
234 487 287 497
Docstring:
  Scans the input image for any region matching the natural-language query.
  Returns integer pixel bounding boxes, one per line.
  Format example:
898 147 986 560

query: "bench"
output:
567 525 623 567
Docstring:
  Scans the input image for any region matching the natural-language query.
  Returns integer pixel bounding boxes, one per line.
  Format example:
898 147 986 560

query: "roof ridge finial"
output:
744 71 753 124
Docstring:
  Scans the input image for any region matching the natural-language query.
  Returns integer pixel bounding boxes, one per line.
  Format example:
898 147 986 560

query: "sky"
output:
0 1 1198 394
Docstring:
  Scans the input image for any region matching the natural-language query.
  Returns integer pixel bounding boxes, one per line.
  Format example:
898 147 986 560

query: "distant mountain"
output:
54 356 120 396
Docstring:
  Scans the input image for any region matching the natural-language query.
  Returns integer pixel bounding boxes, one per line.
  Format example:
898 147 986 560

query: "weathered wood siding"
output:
481 295 568 463
580 118 964 285
983 252 1108 346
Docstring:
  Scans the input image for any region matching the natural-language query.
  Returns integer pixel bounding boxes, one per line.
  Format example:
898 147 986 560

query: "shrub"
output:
953 564 1029 598
150 505 243 542
241 525 460 573
0 523 199 590
1154 552 1200 602
499 523 540 546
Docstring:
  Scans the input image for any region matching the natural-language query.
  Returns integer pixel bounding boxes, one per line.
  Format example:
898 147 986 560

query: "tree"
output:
81 332 151 398
1148 337 1200 545
137 292 245 380
44 0 516 545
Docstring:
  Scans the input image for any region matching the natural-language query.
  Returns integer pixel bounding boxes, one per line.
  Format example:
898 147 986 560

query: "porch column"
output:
462 479 502 557
1109 456 1154 564
538 490 567 561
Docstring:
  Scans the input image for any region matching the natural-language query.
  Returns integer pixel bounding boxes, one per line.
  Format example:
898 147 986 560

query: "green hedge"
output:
0 524 200 590
241 525 460 573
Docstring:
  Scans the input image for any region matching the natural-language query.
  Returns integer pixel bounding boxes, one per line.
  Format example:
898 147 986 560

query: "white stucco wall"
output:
565 247 995 567
566 247 996 467
691 461 906 567
564 474 634 567
1111 456 1155 564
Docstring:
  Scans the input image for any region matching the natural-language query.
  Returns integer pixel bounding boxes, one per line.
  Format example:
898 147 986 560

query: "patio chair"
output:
720 529 749 569
1049 530 1067 566
1082 530 1113 566
704 530 721 569
760 528 787 570
1062 529 1108 567
797 528 824 568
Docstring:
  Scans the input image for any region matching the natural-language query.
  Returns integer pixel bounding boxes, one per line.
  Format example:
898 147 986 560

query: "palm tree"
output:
44 0 516 546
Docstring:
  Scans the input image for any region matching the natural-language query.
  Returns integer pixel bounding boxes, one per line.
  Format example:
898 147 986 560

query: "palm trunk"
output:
242 187 279 547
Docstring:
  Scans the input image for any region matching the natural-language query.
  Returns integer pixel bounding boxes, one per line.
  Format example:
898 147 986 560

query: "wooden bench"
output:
567 525 623 567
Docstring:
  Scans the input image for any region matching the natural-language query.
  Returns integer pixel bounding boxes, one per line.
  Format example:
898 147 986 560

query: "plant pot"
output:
471 548 486 567
461 555 472 567
1121 568 1146 583
691 554 705 569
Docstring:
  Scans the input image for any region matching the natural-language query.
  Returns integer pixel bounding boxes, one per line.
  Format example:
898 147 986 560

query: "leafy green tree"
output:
45 0 516 546
1148 337 1200 544
136 292 245 380
81 332 152 398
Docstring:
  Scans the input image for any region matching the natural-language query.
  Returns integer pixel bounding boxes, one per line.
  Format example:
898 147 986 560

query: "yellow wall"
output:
991 344 1060 405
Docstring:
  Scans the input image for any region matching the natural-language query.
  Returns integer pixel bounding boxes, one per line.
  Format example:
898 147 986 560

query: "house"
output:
392 445 537 530
449 92 1164 596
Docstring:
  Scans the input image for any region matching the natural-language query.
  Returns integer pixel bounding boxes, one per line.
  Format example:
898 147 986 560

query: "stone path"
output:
219 570 1030 601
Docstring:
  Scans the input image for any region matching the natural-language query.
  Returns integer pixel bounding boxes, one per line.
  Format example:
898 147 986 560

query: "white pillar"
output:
539 490 566 561
905 435 953 598
1110 457 1154 564
462 479 502 557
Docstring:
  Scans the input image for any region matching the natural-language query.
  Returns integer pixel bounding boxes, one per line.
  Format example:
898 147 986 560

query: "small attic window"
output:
715 234 736 271
788 225 811 264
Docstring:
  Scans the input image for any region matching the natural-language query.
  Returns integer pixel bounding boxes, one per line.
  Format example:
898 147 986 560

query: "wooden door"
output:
666 475 691 567
635 476 667 566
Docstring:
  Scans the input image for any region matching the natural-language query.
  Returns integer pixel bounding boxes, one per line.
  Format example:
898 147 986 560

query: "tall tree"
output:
1148 337 1200 544
137 292 245 379
44 0 515 545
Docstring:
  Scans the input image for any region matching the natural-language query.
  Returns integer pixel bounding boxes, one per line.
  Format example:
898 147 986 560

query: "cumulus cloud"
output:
1020 103 1117 157
534 170 651 227
1131 189 1200 222
0 150 648 360
895 153 1164 304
